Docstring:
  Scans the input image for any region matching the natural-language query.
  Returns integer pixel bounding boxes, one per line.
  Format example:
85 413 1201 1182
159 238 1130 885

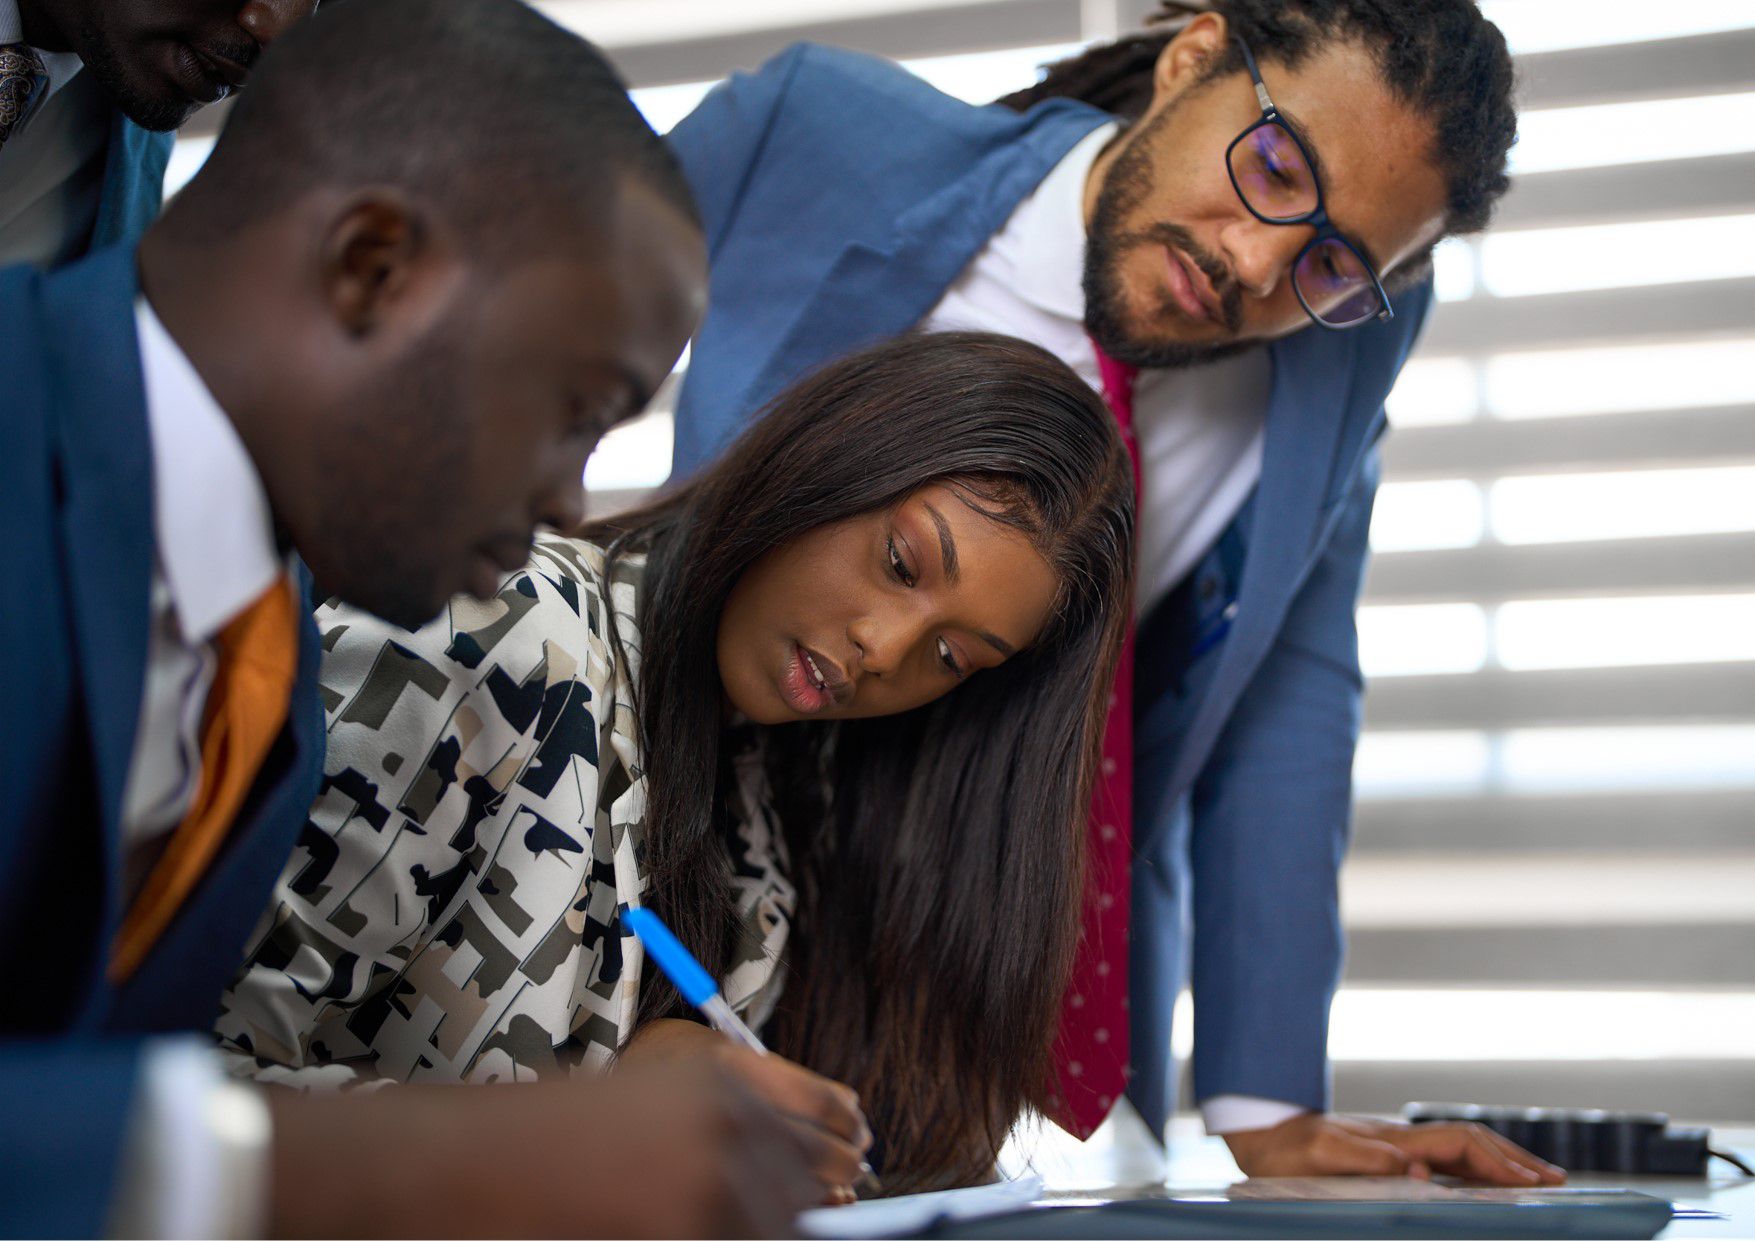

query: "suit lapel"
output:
41 247 155 941
1151 325 1364 823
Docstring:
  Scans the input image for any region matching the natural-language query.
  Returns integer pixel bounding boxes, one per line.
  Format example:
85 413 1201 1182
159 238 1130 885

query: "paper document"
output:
798 1173 1044 1238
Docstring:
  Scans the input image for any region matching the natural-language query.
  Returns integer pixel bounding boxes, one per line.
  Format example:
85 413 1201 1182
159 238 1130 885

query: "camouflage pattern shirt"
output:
215 535 794 1085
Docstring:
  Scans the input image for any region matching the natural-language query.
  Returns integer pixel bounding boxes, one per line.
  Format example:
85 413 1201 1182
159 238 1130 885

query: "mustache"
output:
1122 222 1245 334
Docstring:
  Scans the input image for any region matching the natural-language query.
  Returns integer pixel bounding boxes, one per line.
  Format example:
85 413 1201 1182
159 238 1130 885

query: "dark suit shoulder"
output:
739 41 1108 233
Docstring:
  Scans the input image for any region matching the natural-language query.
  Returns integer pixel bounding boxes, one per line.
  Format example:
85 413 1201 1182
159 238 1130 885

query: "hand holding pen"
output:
621 906 882 1205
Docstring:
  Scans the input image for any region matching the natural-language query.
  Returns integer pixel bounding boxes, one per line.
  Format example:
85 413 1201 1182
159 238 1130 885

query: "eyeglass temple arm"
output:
1230 34 1277 114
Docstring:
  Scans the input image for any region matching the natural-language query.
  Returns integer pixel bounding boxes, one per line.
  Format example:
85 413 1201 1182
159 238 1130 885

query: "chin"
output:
328 574 450 631
727 677 790 727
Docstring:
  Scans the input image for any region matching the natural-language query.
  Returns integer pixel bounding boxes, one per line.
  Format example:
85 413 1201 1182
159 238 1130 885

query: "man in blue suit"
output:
0 0 316 266
0 1 828 1236
669 0 1563 1183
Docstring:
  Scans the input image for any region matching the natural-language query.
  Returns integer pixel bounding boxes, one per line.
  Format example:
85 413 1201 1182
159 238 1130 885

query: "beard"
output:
71 17 192 131
1082 107 1254 371
71 12 259 132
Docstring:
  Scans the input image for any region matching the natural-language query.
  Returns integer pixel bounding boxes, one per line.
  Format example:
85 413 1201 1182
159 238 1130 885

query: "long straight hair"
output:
581 331 1132 1190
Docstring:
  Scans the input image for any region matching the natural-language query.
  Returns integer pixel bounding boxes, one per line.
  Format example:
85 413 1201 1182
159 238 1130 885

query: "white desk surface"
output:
1010 1116 1755 1237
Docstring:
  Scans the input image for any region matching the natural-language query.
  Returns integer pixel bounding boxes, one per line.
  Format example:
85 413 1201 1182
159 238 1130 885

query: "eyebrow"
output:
979 630 1017 658
924 503 960 585
923 502 1019 657
1273 103 1388 275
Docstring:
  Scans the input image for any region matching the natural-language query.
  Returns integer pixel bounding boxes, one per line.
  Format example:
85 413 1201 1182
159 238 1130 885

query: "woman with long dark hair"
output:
217 331 1132 1196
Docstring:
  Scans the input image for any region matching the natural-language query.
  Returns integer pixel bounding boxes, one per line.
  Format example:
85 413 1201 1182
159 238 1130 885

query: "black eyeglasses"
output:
1224 35 1393 331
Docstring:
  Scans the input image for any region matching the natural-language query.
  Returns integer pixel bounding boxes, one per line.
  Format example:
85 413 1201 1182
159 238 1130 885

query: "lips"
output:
462 536 532 600
192 41 254 88
466 553 507 601
779 642 850 715
1162 244 1221 325
170 41 252 105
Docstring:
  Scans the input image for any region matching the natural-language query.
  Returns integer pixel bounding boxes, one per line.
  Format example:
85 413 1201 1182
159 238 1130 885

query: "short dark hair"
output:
1001 0 1516 248
175 0 698 248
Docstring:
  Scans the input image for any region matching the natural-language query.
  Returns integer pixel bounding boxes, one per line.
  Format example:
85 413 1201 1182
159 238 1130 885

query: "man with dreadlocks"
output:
666 0 1561 1183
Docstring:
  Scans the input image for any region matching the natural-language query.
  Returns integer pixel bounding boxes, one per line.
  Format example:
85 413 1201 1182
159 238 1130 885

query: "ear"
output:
1151 10 1231 101
318 191 440 340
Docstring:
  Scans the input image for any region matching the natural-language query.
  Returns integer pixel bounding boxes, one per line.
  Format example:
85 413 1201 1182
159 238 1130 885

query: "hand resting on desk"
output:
1223 1113 1567 1185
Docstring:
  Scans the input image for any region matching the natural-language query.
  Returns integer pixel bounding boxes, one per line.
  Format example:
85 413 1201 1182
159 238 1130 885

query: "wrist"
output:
1201 1095 1310 1137
616 1017 718 1066
106 1040 270 1239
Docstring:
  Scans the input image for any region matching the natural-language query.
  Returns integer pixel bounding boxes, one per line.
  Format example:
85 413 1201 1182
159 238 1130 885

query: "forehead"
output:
1252 39 1450 273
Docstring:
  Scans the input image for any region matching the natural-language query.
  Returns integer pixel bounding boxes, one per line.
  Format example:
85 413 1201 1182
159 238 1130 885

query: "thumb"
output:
1323 1133 1417 1177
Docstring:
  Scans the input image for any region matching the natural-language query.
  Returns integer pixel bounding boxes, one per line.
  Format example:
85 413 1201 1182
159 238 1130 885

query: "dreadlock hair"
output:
998 0 1517 241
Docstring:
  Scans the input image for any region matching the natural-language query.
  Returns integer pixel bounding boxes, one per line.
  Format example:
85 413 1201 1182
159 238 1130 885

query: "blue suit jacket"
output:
0 246 325 1236
666 45 1432 1132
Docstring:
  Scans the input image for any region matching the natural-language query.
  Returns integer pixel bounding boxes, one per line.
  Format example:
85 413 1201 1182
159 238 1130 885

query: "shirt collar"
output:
0 0 85 105
134 297 282 646
1007 121 1119 323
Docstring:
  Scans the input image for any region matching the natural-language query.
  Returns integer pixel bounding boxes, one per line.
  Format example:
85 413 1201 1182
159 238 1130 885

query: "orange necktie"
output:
110 573 300 982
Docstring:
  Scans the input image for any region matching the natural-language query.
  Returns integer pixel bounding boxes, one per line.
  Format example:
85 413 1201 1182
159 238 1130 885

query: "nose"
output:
534 451 587 532
237 0 316 48
1223 217 1310 301
848 605 927 682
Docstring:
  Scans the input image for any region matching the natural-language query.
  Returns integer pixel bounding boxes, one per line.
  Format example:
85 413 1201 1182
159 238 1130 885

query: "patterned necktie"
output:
1047 342 1141 1140
0 43 48 149
111 574 300 982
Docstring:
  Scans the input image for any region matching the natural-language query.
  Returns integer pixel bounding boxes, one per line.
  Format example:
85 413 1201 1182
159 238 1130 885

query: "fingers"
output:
1477 1125 1568 1185
1391 1122 1563 1186
738 1051 873 1151
1314 1128 1418 1178
716 1074 825 1236
784 1114 869 1202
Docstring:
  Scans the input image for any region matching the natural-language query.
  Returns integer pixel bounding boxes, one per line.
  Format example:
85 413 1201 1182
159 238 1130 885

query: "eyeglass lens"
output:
1230 120 1379 327
1230 121 1319 220
1295 238 1380 327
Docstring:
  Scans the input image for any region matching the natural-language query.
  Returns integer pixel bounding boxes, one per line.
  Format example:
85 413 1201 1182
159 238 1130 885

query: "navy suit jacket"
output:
0 246 325 1236
666 45 1432 1132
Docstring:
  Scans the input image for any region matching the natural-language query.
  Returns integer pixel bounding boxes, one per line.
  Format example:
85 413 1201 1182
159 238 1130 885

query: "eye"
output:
886 535 916 588
936 636 966 680
564 394 600 438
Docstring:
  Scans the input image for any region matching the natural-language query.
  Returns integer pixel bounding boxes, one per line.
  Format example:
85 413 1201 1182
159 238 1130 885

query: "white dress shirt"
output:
920 122 1303 1139
0 0 109 267
125 298 283 845
102 300 277 1239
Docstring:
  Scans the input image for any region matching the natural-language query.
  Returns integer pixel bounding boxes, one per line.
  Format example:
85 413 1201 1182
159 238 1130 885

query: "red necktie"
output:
1047 342 1140 1139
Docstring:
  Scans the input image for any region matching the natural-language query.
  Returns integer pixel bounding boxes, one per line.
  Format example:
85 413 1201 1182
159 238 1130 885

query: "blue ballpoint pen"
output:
623 904 767 1052
622 904 881 1194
